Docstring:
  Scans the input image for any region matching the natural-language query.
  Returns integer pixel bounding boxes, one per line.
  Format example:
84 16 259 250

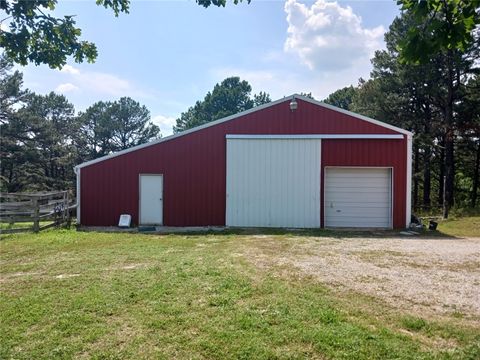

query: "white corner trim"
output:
226 134 404 140
406 134 413 228
75 167 81 224
75 93 411 170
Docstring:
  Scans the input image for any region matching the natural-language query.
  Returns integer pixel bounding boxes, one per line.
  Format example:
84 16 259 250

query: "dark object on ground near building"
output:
139 226 156 232
411 214 421 225
429 221 438 231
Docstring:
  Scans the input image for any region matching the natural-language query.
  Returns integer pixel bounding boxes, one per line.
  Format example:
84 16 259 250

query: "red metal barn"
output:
75 95 412 229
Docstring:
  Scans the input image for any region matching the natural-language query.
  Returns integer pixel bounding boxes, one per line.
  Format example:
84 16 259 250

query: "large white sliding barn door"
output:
226 138 321 228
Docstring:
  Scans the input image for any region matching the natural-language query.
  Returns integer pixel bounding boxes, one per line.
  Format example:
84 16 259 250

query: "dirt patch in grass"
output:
1 262 150 283
55 273 81 279
106 263 149 271
240 236 480 321
4 271 44 278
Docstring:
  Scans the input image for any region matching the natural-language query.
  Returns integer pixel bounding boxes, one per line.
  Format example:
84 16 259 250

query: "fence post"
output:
65 191 71 228
32 197 39 233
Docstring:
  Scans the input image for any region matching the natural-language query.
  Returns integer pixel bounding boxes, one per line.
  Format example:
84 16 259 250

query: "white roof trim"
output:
226 134 404 140
75 94 410 169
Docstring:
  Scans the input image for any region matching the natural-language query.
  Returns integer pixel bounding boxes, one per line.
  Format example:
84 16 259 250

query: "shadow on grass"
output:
2 224 460 240
152 227 460 239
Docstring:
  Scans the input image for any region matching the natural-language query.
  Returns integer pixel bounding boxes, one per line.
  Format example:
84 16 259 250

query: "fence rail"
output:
0 191 75 234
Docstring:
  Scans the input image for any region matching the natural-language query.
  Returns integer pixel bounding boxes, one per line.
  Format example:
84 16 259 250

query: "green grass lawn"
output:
0 221 56 231
1 226 479 359
437 216 480 237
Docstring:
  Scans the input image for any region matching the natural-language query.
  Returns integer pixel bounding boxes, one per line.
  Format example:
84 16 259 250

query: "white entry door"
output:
325 168 392 228
139 174 163 225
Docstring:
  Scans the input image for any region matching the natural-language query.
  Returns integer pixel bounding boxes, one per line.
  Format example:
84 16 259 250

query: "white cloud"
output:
209 0 387 102
55 64 152 99
0 22 9 32
284 0 384 71
60 64 80 75
77 72 132 97
55 83 80 93
152 115 176 136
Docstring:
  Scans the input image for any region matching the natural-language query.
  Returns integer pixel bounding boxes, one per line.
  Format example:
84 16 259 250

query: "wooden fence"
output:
0 191 75 234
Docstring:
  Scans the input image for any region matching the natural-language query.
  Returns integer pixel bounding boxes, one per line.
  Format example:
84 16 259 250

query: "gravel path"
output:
243 236 480 318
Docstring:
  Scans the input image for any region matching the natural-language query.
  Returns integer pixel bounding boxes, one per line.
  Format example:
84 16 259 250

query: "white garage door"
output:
226 138 321 228
325 168 392 228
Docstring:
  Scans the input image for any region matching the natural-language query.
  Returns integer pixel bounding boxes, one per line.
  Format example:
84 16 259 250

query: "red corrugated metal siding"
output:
321 139 407 228
80 99 408 227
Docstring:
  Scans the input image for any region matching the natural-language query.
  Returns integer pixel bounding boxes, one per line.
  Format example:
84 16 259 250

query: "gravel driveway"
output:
242 235 480 319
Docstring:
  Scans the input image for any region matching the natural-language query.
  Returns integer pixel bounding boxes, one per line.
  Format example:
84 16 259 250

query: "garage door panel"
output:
326 207 390 217
327 174 388 179
326 182 390 189
325 192 390 202
326 177 388 185
326 202 390 208
328 218 388 228
226 139 321 228
326 188 389 194
325 168 392 228
327 215 391 222
327 168 388 176
326 185 390 191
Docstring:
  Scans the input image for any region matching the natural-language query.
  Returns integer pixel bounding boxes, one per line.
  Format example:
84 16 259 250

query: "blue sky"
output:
16 0 400 135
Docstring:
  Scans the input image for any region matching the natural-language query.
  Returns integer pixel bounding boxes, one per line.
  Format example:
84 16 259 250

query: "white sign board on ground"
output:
118 214 132 228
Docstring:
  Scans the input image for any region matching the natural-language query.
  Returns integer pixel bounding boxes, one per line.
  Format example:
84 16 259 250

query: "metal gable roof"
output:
75 94 412 170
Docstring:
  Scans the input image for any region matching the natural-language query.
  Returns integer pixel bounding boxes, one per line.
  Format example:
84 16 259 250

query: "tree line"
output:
0 64 272 192
323 12 479 215
1 0 479 217
0 56 160 192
